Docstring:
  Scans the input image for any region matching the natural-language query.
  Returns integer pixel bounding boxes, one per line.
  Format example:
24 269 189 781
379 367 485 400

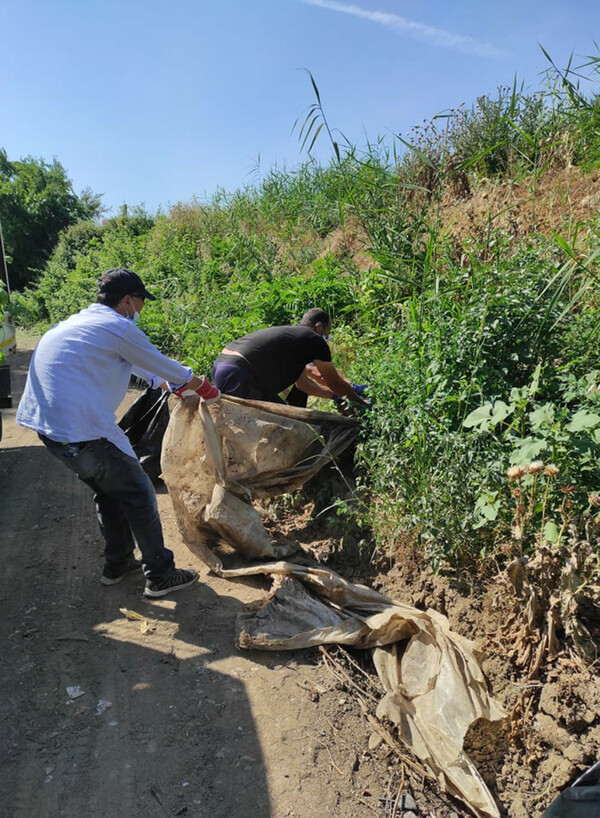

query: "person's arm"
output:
117 332 194 387
117 331 219 401
131 365 174 391
304 362 327 386
312 359 370 405
295 368 336 399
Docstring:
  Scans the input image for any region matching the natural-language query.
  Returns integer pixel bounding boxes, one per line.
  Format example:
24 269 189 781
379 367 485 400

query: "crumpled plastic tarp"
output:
161 397 506 818
161 396 357 560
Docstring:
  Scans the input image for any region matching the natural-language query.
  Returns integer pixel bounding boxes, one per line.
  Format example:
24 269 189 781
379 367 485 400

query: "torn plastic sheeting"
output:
161 395 357 561
160 397 503 816
215 560 505 818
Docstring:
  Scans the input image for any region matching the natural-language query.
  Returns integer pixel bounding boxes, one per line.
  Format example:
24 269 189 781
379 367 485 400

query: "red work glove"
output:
173 377 221 403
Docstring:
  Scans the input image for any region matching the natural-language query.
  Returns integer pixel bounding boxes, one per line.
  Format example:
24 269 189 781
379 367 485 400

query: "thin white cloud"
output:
299 0 511 59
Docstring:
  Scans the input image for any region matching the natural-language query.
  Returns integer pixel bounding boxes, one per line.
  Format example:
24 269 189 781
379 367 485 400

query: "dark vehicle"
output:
0 352 12 442
541 760 600 817
0 313 15 442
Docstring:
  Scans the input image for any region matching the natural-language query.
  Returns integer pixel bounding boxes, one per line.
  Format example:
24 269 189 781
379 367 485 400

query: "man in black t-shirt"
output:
212 308 369 407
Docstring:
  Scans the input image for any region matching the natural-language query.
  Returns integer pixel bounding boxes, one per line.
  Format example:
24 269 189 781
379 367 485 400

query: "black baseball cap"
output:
97 268 157 301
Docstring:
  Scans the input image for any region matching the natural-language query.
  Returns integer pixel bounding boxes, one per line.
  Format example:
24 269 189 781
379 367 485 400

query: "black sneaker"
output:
143 568 197 598
101 556 142 586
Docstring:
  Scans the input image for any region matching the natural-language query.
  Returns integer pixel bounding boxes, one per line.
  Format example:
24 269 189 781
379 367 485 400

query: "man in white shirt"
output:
17 268 220 598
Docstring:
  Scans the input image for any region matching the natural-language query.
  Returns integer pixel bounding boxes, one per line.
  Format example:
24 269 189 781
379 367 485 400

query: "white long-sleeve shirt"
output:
17 303 193 457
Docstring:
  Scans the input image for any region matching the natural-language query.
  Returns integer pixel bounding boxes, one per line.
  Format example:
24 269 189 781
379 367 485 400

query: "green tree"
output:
0 148 103 288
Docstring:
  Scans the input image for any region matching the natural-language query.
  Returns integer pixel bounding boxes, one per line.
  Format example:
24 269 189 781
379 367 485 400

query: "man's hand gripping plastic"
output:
173 376 221 403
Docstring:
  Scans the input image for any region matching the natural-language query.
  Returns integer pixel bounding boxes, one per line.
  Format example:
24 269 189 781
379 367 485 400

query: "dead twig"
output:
333 644 381 689
357 796 380 813
319 645 379 704
323 715 341 732
323 744 344 776
392 765 407 818
150 785 166 811
363 711 433 781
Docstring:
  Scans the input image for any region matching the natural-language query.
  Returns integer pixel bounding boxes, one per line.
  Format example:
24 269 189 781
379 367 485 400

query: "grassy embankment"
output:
13 54 600 654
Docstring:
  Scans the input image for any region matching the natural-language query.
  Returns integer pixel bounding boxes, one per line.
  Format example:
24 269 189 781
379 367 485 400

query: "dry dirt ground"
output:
2 336 599 818
0 337 440 818
322 165 600 272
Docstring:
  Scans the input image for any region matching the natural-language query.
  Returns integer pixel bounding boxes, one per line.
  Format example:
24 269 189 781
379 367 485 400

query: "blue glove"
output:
351 383 369 397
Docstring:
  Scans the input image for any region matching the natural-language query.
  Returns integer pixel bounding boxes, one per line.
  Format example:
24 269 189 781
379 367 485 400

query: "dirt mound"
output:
441 165 600 247
366 556 600 817
320 166 600 275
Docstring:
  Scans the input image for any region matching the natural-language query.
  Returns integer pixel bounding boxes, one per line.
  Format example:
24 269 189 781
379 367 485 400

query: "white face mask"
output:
126 297 140 323
318 323 332 342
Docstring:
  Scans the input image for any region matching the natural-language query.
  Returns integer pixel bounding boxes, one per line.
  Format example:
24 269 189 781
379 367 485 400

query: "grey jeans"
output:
39 435 174 581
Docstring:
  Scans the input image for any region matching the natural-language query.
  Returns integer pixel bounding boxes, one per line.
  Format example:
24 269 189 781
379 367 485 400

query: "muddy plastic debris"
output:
220 562 504 818
95 698 112 716
161 396 503 818
119 607 155 634
161 396 357 563
66 685 84 700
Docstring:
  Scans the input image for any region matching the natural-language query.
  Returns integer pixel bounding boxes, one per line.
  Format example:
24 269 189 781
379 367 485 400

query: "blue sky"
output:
2 0 599 215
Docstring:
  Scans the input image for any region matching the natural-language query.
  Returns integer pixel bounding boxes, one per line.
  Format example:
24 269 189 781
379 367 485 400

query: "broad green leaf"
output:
566 410 600 432
490 400 513 425
510 437 547 463
543 521 559 543
463 403 493 431
474 492 500 523
529 403 555 430
481 502 499 521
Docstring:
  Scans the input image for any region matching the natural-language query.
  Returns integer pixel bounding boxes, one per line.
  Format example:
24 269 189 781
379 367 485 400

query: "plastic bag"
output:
161 396 505 817
119 387 170 482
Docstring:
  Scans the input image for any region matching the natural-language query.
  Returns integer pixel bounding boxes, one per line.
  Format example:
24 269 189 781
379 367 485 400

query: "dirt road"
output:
0 338 382 818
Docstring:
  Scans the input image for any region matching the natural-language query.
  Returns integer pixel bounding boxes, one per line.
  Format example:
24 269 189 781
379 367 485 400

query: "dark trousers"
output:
212 354 284 403
39 435 174 581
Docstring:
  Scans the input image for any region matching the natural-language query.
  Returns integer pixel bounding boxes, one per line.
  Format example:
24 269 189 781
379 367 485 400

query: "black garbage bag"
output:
541 761 600 817
118 387 170 482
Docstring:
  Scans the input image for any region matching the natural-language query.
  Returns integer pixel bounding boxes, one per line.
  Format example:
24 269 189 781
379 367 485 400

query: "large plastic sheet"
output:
161 396 357 560
161 397 505 818
217 562 504 818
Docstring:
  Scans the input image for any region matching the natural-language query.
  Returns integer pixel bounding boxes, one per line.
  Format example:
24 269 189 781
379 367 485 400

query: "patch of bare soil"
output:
320 166 600 276
3 336 599 818
366 557 600 818
440 165 600 248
